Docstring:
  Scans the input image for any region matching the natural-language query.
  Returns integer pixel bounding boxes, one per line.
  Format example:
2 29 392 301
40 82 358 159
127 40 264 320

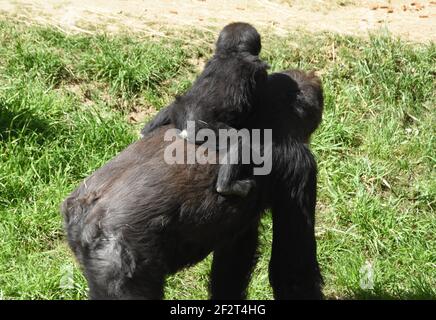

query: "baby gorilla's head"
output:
215 22 261 56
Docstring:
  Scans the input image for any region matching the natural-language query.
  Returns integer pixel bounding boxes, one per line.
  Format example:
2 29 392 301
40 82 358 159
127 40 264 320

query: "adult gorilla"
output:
61 70 324 300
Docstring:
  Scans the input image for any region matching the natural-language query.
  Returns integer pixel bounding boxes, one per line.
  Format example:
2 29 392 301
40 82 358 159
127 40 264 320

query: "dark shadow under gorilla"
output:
61 70 324 300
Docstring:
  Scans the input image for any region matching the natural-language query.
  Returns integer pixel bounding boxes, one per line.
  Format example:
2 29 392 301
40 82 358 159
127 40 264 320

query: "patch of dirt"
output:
0 0 434 42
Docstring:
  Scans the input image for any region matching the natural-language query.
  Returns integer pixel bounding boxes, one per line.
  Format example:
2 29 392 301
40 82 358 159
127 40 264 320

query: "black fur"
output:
61 70 324 300
141 22 268 196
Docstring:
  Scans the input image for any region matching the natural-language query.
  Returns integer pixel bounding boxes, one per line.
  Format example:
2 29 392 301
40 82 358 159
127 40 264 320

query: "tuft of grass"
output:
0 20 434 299
76 35 188 99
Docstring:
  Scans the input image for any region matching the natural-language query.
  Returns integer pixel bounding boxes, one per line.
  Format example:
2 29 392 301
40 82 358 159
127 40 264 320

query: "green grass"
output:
0 20 434 300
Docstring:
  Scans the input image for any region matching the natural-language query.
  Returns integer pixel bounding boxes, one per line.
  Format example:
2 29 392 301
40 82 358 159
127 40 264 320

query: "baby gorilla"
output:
141 22 268 197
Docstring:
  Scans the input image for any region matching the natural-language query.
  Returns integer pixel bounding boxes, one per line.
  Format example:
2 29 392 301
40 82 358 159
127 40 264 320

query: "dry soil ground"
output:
0 0 435 42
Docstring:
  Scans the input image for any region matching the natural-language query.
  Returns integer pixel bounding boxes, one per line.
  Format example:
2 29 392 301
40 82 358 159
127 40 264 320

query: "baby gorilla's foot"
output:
216 179 256 197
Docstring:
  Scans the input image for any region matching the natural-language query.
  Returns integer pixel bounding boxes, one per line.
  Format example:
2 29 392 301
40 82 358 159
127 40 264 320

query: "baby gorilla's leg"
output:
216 136 255 197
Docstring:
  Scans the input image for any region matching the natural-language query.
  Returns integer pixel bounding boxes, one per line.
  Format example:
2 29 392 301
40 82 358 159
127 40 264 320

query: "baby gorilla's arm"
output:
140 105 173 137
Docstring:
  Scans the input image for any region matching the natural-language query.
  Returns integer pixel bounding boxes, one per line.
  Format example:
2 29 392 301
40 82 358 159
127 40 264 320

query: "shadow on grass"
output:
0 104 55 142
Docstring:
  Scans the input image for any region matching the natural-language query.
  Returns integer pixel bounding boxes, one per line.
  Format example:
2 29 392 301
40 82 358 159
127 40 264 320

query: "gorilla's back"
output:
61 126 263 273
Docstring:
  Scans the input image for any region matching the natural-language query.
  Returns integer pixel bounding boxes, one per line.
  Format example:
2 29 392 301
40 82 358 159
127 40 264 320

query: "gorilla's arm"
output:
269 143 323 300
